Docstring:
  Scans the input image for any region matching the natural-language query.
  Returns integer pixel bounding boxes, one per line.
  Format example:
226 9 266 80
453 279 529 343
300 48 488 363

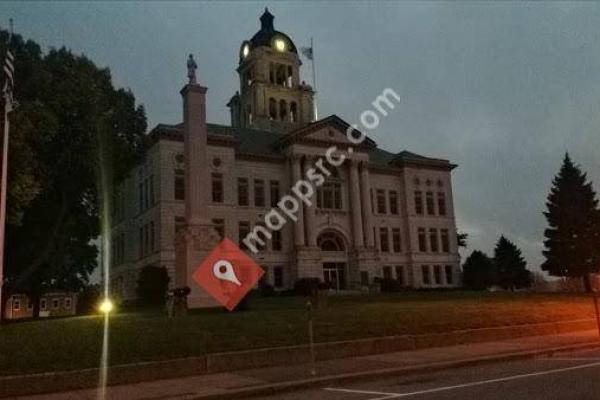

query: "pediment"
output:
275 115 377 149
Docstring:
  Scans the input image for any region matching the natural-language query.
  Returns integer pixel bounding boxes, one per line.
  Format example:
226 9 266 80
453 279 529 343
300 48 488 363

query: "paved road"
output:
252 348 600 400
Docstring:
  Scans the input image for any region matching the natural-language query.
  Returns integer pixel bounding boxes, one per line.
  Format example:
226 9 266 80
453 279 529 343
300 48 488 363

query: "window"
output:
290 102 298 122
13 298 20 311
426 191 435 215
144 224 149 256
429 228 439 252
212 173 223 203
441 229 450 253
433 265 442 285
27 299 33 310
383 266 393 280
360 271 370 286
213 219 225 239
392 228 402 253
414 191 423 215
445 265 454 285
273 266 284 288
317 182 342 210
272 230 282 251
139 227 144 257
422 265 431 285
389 191 398 215
65 298 72 309
418 228 427 252
149 221 155 252
370 189 374 213
269 98 277 119
138 182 143 212
376 189 386 214
254 179 265 207
395 266 404 285
279 99 287 121
238 178 249 206
175 216 186 236
239 221 250 249
149 175 155 206
438 192 446 216
144 179 149 209
52 299 59 309
174 169 185 200
270 180 280 207
317 232 346 251
40 299 47 311
379 227 389 252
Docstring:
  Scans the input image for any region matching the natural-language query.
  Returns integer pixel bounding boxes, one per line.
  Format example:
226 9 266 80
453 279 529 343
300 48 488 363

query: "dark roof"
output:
247 8 297 54
148 118 455 170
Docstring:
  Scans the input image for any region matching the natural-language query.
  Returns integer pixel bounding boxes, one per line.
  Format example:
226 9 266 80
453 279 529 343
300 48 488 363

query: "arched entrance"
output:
317 230 348 291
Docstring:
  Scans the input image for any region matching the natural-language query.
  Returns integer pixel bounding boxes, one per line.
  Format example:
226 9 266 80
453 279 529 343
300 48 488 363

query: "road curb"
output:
190 340 600 400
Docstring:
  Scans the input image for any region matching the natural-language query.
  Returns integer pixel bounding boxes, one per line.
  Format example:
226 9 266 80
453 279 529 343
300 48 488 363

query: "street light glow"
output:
98 298 114 314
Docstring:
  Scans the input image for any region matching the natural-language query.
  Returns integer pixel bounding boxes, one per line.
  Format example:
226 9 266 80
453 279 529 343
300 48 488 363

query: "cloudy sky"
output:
3 1 600 273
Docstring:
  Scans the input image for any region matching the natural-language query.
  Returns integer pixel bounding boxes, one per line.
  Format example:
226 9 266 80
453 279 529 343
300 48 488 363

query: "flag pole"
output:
310 37 318 121
0 18 13 321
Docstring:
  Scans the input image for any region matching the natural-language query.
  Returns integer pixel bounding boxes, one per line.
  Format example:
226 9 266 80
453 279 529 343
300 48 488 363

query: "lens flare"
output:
98 298 114 314
96 117 114 400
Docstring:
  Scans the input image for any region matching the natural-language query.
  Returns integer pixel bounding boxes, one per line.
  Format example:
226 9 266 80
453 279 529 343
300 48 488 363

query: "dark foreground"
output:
253 347 600 400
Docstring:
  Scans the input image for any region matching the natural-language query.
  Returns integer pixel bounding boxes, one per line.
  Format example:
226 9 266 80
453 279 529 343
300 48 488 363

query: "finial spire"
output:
260 7 274 31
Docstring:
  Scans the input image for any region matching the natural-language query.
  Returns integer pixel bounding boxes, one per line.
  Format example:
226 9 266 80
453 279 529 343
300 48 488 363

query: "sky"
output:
2 1 600 273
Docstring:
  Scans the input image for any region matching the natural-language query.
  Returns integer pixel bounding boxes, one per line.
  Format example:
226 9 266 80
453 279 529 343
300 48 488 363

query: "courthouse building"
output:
110 9 461 304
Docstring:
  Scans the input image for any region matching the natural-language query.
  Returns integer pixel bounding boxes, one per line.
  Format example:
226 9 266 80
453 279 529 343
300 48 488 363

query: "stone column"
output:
303 156 317 247
349 159 364 248
181 84 209 226
291 155 305 247
175 79 220 309
360 161 375 248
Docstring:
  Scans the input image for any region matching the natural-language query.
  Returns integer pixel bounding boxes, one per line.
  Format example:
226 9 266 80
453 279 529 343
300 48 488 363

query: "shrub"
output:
259 282 276 297
293 278 321 296
136 265 170 307
379 278 404 293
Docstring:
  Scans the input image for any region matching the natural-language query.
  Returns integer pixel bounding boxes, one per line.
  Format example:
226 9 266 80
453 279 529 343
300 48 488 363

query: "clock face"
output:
274 38 286 52
242 44 250 58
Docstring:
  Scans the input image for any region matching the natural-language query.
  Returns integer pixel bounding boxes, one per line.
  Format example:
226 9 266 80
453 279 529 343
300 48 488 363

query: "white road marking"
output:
325 360 600 399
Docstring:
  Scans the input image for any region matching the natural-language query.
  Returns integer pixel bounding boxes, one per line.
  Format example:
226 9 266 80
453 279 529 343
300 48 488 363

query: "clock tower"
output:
227 8 315 133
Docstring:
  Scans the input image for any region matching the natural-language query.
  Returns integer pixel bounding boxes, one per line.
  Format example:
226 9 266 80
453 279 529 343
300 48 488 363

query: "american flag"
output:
2 25 14 111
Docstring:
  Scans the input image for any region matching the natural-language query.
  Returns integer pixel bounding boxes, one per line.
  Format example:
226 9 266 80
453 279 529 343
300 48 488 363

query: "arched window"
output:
287 66 293 87
317 231 346 251
269 63 275 84
246 105 252 125
269 98 277 120
279 99 287 121
276 64 286 86
290 102 297 122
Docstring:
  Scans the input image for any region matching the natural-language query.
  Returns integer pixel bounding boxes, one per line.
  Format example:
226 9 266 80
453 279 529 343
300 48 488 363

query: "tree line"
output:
462 153 600 292
1 29 146 316
462 235 531 290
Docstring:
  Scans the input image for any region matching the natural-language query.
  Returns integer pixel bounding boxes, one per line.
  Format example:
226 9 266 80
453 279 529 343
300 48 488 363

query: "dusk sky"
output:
3 1 600 273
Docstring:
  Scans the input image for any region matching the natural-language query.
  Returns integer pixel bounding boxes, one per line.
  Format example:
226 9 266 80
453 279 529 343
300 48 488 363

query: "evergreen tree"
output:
136 266 171 307
462 250 496 290
494 236 531 290
542 153 600 291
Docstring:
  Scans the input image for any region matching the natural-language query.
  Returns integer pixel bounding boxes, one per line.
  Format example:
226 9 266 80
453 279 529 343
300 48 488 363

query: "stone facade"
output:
109 10 461 305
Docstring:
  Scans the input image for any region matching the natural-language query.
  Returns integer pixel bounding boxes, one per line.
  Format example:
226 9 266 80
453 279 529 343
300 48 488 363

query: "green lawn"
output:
0 291 595 376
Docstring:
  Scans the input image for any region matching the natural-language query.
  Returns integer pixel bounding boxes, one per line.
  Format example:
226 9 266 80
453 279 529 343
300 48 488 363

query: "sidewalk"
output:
15 330 600 400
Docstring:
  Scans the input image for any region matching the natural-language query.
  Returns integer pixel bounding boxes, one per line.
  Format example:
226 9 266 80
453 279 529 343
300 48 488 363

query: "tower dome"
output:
240 8 297 60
